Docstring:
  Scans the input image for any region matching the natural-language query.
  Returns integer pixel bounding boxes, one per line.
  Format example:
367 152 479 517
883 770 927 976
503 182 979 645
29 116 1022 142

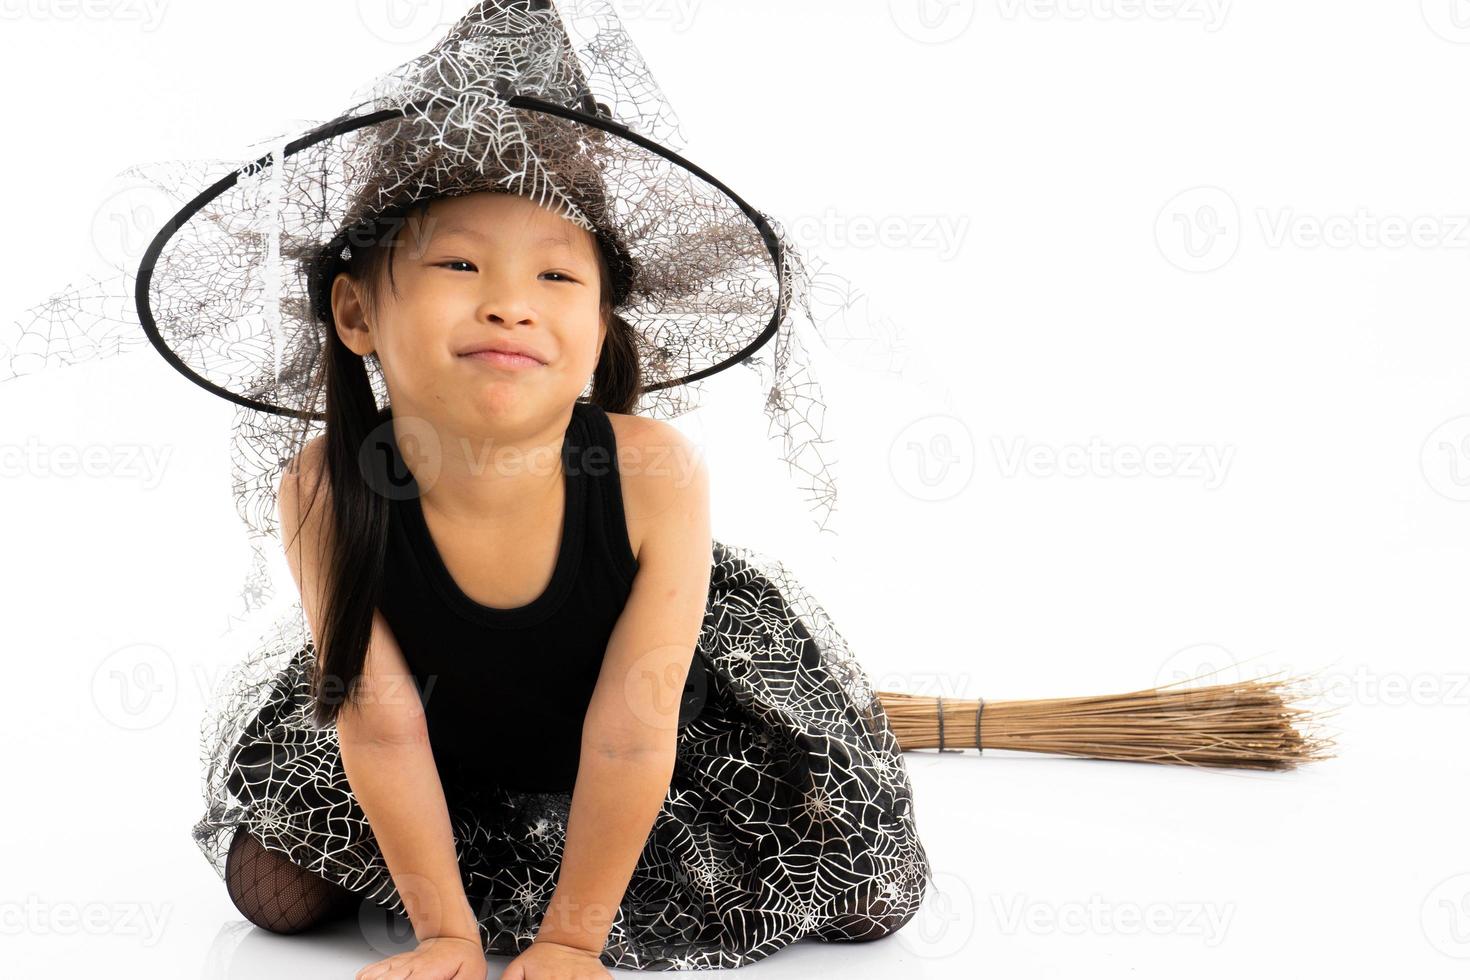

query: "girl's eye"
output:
433 262 575 283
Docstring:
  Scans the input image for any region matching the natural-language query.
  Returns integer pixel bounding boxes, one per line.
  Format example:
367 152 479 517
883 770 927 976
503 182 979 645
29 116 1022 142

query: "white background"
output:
1 0 1467 977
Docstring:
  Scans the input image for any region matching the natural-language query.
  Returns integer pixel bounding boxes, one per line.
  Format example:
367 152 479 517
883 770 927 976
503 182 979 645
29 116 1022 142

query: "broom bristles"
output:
876 668 1338 771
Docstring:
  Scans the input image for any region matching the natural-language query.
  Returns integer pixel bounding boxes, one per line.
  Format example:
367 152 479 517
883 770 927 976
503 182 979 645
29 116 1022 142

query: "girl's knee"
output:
815 908 911 943
224 829 359 934
814 880 923 943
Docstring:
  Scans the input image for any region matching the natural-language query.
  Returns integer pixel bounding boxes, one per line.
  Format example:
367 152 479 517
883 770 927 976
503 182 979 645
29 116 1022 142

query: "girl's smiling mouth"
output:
460 349 546 370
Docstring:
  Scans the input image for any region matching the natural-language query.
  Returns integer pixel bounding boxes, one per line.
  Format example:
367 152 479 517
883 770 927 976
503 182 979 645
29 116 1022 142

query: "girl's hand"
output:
501 939 613 980
354 935 487 980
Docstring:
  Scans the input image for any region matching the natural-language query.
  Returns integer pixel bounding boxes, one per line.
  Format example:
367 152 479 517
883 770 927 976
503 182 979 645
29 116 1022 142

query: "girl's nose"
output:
474 287 535 327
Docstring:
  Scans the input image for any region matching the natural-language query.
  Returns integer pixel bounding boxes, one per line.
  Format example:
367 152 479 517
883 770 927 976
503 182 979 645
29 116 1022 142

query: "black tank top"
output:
376 400 640 795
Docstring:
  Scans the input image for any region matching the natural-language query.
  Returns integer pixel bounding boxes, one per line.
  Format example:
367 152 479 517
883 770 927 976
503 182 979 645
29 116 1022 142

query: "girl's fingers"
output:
356 954 398 980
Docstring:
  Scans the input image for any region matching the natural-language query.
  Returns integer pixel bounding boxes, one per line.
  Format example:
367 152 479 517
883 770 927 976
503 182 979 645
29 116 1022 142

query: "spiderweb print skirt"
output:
192 539 934 970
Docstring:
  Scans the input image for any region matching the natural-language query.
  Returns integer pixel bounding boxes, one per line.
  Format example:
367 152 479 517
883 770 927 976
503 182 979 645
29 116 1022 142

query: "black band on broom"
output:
877 664 1338 771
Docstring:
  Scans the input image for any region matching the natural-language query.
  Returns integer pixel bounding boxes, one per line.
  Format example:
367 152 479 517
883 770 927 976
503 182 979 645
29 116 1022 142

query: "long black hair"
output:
290 193 643 728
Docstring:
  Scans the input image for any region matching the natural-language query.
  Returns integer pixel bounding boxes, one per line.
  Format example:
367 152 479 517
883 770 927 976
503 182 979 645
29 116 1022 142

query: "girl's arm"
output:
336 614 482 945
277 440 480 945
534 420 713 955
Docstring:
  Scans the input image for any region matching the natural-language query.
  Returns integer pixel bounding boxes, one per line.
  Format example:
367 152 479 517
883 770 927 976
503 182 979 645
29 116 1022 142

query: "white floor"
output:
4 695 1464 978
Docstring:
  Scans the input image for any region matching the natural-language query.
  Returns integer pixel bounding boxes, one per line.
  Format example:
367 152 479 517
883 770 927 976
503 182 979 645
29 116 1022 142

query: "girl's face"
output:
333 190 607 432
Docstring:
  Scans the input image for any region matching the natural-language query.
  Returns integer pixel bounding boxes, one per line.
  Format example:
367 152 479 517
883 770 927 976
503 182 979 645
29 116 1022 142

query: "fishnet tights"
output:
225 829 361 934
811 879 921 944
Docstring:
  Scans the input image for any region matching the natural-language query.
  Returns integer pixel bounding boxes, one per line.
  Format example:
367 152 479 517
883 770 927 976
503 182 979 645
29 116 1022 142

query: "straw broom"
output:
876 668 1338 771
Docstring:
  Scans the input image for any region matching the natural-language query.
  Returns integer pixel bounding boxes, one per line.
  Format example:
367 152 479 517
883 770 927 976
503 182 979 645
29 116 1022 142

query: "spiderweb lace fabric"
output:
193 539 934 969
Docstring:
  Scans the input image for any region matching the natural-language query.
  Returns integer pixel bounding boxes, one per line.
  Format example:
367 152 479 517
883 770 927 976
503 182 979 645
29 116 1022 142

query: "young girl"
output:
214 181 930 979
159 2 934 976
3 3 1332 975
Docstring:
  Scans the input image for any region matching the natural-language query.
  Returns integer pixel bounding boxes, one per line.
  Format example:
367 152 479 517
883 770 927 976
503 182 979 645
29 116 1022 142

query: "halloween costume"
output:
0 0 934 969
213 424 931 966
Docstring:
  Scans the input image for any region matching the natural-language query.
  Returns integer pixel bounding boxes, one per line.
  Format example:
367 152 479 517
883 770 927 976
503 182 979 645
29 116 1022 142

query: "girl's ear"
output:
330 272 375 356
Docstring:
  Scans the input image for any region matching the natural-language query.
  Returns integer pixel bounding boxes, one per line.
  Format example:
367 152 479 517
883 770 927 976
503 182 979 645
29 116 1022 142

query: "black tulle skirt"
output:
192 539 933 970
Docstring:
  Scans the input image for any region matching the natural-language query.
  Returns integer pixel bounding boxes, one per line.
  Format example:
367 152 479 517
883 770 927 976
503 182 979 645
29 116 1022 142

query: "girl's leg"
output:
812 880 922 944
224 828 361 934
